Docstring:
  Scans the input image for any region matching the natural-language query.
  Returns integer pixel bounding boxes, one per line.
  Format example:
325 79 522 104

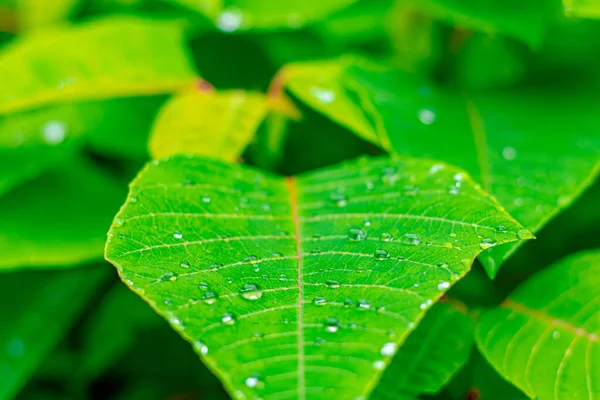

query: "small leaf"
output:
105 155 531 399
0 158 125 270
149 90 267 161
372 302 474 399
0 16 199 115
283 58 600 277
476 249 600 400
0 265 109 400
564 0 600 18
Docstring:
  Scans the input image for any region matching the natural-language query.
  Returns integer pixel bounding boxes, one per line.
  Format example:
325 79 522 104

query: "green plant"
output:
0 0 599 399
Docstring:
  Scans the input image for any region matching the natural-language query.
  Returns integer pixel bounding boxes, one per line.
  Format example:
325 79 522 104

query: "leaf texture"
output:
476 249 600 400
105 155 531 399
149 90 267 161
372 302 474 399
0 16 198 115
282 58 600 277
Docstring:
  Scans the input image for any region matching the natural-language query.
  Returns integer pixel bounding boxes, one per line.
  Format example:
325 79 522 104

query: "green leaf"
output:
0 106 80 196
0 16 198 115
169 0 359 31
105 155 531 399
16 0 80 30
476 249 600 400
79 284 160 382
447 346 529 400
0 158 125 270
410 0 556 48
372 302 474 400
149 90 267 162
564 0 600 18
283 58 600 277
0 264 110 400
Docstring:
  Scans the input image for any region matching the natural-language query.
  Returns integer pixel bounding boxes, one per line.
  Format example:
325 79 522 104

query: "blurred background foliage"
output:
0 0 599 398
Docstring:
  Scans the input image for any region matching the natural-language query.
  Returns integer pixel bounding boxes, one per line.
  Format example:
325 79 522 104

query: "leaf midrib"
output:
286 176 306 400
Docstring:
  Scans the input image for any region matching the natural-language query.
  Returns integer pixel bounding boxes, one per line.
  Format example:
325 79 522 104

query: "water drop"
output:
310 86 335 104
380 342 397 356
313 233 323 239
42 121 66 145
201 195 211 203
324 317 339 333
242 255 258 263
240 284 263 300
552 330 561 339
479 238 497 250
278 273 288 281
502 146 517 161
373 360 385 370
173 231 183 239
180 261 190 269
193 341 208 355
377 306 386 313
496 225 507 231
343 299 354 308
429 164 444 174
245 375 261 388
209 263 222 269
363 219 372 227
198 282 209 290
202 291 219 304
325 280 340 288
374 249 390 260
437 281 450 290
401 233 422 246
357 299 371 310
418 108 436 125
314 296 327 305
222 313 236 325
330 192 347 207
348 228 367 241
381 167 398 186
216 9 242 32
517 229 530 239
160 271 178 282
380 232 394 242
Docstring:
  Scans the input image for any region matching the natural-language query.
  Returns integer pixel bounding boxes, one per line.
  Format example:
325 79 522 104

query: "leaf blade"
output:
0 16 198 115
476 250 600 400
106 155 531 399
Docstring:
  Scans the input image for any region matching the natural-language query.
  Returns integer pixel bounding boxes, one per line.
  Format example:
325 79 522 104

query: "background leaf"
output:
0 157 125 270
149 90 267 161
0 264 110 400
16 0 80 30
476 249 600 400
283 58 600 276
564 0 600 18
105 155 530 399
372 302 474 399
0 16 198 115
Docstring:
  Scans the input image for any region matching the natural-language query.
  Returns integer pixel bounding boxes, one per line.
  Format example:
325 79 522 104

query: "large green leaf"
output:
476 249 600 400
282 58 600 277
410 0 557 48
169 0 358 32
0 264 110 400
564 0 600 18
105 155 531 399
149 90 267 162
0 16 198 115
0 158 125 270
372 302 474 399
